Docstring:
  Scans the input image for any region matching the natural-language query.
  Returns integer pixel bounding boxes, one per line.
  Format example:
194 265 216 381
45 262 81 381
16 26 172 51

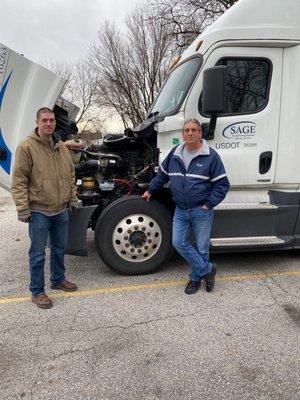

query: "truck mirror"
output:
201 66 227 140
202 66 227 114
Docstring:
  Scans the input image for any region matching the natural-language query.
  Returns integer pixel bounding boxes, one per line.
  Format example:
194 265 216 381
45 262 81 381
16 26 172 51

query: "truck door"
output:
186 47 282 186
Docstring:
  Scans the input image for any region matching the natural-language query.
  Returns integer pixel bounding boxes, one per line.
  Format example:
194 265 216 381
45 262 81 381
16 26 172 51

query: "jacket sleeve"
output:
204 152 230 209
148 151 172 195
11 145 32 212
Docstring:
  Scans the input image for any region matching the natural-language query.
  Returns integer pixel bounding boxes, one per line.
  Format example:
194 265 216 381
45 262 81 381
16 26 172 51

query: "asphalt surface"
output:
0 187 299 400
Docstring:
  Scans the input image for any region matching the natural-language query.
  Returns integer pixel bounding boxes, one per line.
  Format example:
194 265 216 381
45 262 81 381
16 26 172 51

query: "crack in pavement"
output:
52 345 97 360
259 270 299 307
268 274 299 298
51 312 197 360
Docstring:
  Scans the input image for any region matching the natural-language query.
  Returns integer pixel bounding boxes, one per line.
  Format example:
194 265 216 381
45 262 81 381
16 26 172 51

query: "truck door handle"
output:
259 151 272 174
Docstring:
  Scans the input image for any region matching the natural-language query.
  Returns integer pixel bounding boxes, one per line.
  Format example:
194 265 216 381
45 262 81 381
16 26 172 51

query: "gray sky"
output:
0 0 141 64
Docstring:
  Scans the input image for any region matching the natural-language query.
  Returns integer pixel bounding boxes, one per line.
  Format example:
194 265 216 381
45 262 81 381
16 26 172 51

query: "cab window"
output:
200 58 271 115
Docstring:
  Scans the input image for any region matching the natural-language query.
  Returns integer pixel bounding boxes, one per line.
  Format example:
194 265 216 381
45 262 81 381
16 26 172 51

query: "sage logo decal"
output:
0 70 13 174
222 121 256 140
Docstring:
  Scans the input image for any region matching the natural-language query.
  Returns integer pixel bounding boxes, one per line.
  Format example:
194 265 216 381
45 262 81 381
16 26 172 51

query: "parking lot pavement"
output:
0 188 300 400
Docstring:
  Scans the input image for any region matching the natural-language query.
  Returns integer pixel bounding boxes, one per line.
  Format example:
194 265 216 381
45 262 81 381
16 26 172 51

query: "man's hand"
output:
65 140 85 151
142 190 152 202
18 209 31 223
201 205 209 210
68 201 79 213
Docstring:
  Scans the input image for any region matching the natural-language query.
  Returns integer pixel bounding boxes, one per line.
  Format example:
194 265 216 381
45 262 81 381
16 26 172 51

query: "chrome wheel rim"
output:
112 214 162 262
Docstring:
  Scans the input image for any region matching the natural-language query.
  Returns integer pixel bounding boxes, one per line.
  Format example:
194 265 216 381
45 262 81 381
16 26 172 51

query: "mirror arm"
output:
201 114 217 140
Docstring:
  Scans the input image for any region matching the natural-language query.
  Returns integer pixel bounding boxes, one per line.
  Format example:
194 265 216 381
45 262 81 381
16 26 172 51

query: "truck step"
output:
215 203 278 210
211 236 285 247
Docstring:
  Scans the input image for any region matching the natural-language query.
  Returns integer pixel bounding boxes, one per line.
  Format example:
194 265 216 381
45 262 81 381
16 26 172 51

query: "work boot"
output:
184 280 201 295
31 294 53 309
51 279 77 292
204 264 217 292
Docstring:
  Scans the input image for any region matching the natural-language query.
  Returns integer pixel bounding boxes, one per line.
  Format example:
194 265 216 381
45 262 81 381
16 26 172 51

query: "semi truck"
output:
1 0 300 275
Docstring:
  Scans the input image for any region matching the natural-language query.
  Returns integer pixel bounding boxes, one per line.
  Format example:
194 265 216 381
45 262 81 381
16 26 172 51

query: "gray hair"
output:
182 118 202 132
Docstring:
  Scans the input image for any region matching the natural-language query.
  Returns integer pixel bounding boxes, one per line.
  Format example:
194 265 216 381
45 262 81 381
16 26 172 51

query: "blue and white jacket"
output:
148 140 230 209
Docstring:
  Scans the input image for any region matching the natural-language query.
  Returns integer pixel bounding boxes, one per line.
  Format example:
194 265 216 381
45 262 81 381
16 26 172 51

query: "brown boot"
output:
51 279 77 292
31 294 53 309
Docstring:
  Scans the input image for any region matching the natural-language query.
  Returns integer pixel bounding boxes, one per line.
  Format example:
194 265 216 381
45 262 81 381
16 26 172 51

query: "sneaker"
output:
204 264 217 292
51 279 77 292
31 294 53 309
185 280 201 295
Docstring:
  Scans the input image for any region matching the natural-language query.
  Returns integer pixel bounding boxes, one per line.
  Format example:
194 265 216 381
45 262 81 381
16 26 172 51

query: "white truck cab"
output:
150 0 300 251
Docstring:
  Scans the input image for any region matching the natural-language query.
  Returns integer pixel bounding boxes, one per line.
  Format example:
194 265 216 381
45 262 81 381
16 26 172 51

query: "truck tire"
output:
94 196 173 275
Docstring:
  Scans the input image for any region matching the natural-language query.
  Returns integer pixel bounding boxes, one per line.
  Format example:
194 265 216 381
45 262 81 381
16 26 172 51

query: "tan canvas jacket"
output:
11 130 77 212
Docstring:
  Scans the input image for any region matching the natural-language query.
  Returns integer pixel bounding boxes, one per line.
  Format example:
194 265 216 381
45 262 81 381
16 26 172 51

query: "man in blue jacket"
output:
142 118 230 294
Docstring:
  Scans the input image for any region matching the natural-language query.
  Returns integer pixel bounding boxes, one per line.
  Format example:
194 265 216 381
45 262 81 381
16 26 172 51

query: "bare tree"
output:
47 1 237 132
149 0 239 50
70 60 102 130
47 58 102 131
90 4 175 128
46 60 76 102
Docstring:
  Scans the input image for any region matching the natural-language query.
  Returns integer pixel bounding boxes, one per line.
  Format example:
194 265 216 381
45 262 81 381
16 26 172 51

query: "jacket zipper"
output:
175 156 186 207
53 148 60 210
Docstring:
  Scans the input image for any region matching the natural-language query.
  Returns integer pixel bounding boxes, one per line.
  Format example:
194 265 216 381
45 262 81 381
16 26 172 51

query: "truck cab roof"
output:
182 0 300 60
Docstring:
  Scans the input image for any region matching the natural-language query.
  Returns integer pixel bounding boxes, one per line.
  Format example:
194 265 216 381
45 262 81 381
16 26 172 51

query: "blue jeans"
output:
172 206 214 282
28 210 69 296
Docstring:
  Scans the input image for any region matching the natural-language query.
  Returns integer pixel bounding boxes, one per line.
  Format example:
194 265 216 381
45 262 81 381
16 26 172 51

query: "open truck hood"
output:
0 43 66 191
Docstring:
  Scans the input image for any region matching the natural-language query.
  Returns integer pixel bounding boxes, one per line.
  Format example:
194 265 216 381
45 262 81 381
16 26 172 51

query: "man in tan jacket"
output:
12 107 78 309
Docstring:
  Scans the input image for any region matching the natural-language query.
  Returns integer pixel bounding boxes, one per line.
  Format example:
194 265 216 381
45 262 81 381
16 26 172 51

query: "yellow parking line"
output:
0 269 299 305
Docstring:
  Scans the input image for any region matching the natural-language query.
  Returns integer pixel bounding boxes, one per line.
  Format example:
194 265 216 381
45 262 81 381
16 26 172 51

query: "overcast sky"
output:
0 0 141 64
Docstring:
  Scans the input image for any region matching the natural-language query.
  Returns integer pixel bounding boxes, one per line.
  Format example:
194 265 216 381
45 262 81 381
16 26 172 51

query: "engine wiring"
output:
113 178 135 195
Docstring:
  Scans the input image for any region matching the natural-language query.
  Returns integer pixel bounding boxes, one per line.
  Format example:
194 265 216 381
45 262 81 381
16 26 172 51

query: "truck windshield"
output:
150 56 202 117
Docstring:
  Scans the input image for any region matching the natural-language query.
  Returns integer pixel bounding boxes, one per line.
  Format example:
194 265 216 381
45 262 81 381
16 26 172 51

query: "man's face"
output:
36 112 56 137
182 122 202 145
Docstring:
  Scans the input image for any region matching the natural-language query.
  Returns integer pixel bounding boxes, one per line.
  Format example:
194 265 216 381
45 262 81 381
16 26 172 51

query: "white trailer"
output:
1 0 300 275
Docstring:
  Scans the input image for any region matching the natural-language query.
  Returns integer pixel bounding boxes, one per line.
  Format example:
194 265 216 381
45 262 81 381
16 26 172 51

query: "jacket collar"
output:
174 139 210 159
29 129 62 149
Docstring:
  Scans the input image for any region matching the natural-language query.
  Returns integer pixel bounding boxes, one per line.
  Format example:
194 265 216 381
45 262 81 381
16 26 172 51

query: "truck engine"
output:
72 132 157 215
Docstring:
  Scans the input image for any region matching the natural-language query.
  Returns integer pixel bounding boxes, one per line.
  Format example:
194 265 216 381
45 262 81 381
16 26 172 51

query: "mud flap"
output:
66 205 97 256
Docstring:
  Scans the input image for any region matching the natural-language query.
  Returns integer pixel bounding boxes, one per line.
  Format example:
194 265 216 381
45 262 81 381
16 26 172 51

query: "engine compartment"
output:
72 131 158 219
53 103 163 228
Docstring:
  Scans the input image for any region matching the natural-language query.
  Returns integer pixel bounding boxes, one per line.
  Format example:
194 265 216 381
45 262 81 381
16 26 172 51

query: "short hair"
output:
36 107 55 120
182 118 202 132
